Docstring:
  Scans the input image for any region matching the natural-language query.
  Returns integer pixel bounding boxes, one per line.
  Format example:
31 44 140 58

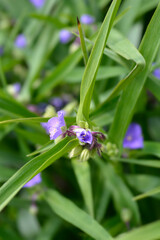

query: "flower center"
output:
127 135 132 141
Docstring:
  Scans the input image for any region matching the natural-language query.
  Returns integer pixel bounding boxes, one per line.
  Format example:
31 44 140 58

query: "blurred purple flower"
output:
15 34 27 48
0 47 4 56
23 173 42 188
74 128 93 144
59 30 72 44
42 110 66 140
123 123 144 149
13 82 21 94
80 14 95 24
27 104 40 114
153 68 160 79
50 97 64 110
30 0 45 8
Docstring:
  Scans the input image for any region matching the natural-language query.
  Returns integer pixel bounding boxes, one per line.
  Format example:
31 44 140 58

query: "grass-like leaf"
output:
109 2 160 149
0 137 78 211
76 0 122 126
44 189 113 240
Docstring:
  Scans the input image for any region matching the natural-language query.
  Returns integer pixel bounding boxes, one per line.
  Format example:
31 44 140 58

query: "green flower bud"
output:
69 145 83 159
80 149 90 162
106 142 119 157
120 208 132 223
43 105 56 118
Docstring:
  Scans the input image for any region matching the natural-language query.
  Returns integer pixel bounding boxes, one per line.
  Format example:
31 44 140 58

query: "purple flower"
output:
50 97 64 110
0 47 4 56
42 110 66 140
153 68 160 79
30 0 45 8
15 34 27 48
59 30 72 44
123 123 144 149
80 14 95 25
23 173 42 188
74 128 93 144
13 83 21 94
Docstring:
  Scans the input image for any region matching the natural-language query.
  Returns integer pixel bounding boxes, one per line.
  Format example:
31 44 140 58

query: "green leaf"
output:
0 137 78 211
95 157 140 224
117 220 160 240
36 45 86 100
76 0 122 125
109 3 160 149
0 90 36 118
20 26 59 101
77 18 88 65
0 117 49 126
134 186 160 201
127 174 160 198
142 141 160 158
65 66 126 83
146 75 160 101
115 158 160 168
44 189 113 240
99 28 145 105
71 159 94 217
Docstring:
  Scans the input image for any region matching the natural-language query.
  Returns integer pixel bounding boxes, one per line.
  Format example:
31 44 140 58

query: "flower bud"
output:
80 149 90 162
69 145 83 158
29 203 38 215
120 208 132 223
43 105 56 118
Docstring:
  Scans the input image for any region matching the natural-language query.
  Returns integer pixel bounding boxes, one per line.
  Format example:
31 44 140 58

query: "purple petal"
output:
30 0 45 8
23 173 42 188
59 30 72 44
57 110 66 127
80 14 95 24
49 127 62 140
15 34 27 48
13 83 21 94
123 123 144 149
74 128 93 144
153 68 160 79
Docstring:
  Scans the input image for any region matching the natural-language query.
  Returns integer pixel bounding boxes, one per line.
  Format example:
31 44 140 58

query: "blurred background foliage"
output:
0 0 160 239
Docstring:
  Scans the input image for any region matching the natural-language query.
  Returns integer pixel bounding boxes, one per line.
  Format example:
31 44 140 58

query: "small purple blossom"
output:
153 68 160 79
30 0 45 8
59 30 72 44
50 97 64 110
23 173 42 188
74 128 93 144
80 14 95 25
13 83 21 94
123 123 144 149
15 34 27 48
42 110 66 140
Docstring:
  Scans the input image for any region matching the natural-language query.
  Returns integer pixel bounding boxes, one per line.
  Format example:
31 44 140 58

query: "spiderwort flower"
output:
73 128 93 144
153 68 160 79
44 111 66 140
59 30 72 44
80 14 95 25
15 34 27 48
123 123 144 149
30 0 45 8
13 82 21 94
23 173 42 188
50 97 64 110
